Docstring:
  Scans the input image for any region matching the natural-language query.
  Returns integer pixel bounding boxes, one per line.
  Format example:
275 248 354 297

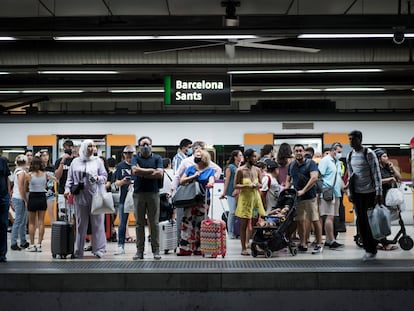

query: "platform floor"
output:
2 224 414 311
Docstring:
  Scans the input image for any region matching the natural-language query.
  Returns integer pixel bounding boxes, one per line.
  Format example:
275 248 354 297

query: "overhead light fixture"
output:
221 0 240 27
109 89 164 93
38 70 119 74
228 68 383 74
22 90 84 93
53 34 257 41
0 36 17 41
0 90 20 93
298 33 414 39
325 87 386 91
261 88 323 92
0 72 10 75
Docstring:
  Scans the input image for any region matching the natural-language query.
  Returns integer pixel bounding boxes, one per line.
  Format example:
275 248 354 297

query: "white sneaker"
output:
36 245 42 252
114 246 125 255
26 245 37 252
362 252 376 261
95 251 104 258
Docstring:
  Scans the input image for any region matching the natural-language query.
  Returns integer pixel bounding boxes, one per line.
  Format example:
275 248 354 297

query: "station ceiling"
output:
1 0 414 114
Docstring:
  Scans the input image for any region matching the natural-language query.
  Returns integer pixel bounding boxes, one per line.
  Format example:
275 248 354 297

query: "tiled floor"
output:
6 223 414 262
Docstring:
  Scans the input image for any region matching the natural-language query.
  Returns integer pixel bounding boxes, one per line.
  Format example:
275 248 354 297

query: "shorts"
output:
27 192 47 212
319 196 340 216
294 197 319 222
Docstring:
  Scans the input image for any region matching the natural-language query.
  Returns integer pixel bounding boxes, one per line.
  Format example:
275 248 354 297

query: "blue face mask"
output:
185 148 193 156
140 145 151 156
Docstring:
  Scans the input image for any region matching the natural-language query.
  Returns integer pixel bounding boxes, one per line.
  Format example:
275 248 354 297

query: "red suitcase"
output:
200 189 227 258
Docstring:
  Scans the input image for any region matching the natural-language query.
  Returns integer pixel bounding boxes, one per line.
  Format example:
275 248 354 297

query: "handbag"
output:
123 185 135 214
91 187 115 215
367 204 391 240
385 183 404 206
321 166 337 202
172 181 205 208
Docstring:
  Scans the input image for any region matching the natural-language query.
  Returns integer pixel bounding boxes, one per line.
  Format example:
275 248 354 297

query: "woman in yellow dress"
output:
234 149 266 255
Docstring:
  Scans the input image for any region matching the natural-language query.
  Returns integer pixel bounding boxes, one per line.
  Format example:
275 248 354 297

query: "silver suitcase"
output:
159 220 177 254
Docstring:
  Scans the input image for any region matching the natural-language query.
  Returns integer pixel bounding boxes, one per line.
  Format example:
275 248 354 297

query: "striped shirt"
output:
347 147 382 195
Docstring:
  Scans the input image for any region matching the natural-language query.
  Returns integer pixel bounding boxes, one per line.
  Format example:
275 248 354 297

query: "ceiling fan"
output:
143 37 320 58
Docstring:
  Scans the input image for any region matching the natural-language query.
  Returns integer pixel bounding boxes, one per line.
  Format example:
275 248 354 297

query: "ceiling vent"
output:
282 122 314 130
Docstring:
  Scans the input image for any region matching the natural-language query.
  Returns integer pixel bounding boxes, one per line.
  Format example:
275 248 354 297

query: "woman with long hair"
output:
39 149 56 224
276 143 293 187
219 150 243 239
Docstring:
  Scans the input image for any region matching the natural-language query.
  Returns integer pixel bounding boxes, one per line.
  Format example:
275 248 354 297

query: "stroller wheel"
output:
399 236 414 250
251 244 258 257
264 249 272 258
354 234 363 248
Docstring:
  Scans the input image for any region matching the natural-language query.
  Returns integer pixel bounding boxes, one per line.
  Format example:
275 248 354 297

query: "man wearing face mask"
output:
131 136 164 260
172 138 192 174
318 143 344 249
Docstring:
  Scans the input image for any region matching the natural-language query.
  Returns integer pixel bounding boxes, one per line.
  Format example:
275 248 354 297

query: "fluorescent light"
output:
0 90 20 94
109 89 164 93
299 33 414 39
54 35 258 41
261 88 323 92
0 72 10 75
228 70 305 74
325 87 386 91
22 90 84 93
38 70 119 74
306 69 383 73
0 36 16 41
229 69 383 74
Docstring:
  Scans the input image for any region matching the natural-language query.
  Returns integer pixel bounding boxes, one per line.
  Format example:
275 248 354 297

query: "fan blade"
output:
144 42 225 55
235 37 286 44
236 41 320 53
225 44 236 58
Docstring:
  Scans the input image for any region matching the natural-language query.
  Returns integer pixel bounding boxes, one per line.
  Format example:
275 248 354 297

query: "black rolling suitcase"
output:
51 198 75 259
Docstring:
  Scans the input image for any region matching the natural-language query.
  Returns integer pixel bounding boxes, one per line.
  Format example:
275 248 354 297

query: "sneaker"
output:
362 252 376 261
329 241 344 249
20 242 30 249
310 240 318 247
11 244 21 251
312 245 323 254
26 245 37 252
153 253 161 260
0 256 7 262
133 251 144 260
36 245 42 252
148 235 151 243
298 245 308 252
114 246 125 255
95 251 104 258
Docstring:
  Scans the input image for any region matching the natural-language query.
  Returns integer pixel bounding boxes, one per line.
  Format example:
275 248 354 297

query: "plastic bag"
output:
367 204 391 240
385 187 404 206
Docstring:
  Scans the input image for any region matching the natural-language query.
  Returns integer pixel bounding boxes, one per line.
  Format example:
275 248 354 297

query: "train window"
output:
0 146 26 171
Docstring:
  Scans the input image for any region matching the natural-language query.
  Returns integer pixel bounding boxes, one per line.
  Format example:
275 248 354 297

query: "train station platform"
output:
1 225 414 311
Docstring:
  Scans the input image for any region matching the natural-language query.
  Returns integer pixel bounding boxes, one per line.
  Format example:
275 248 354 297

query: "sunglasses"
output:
123 151 133 154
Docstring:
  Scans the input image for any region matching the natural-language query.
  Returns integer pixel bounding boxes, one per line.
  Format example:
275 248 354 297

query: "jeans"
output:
11 198 28 246
117 202 130 247
0 194 10 257
227 195 237 237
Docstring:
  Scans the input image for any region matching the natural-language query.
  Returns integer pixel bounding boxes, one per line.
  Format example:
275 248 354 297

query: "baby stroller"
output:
251 188 298 258
354 205 413 251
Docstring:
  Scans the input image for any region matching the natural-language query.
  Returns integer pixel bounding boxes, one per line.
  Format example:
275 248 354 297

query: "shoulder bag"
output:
172 181 205 208
91 185 115 215
321 166 337 202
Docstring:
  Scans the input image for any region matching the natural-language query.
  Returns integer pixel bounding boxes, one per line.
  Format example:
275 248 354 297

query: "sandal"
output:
241 250 250 256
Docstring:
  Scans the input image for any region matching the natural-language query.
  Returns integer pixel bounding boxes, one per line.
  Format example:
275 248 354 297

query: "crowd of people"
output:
0 130 403 262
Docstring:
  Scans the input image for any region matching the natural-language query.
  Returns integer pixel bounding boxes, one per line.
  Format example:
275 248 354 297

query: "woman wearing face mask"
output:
374 148 401 251
65 139 108 258
177 149 215 256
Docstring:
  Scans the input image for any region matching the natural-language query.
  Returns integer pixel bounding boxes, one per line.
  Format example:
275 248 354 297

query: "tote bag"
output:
123 185 135 214
172 181 205 208
91 188 115 215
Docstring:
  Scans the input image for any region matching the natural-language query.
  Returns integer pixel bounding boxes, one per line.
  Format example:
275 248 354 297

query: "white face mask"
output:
335 152 342 160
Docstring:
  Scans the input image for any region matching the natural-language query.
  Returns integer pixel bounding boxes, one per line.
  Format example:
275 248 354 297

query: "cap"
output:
266 160 280 170
374 148 386 158
123 145 135 153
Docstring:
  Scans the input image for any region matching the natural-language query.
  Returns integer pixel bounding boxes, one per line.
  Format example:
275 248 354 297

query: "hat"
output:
374 148 386 158
266 160 280 170
123 145 135 153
